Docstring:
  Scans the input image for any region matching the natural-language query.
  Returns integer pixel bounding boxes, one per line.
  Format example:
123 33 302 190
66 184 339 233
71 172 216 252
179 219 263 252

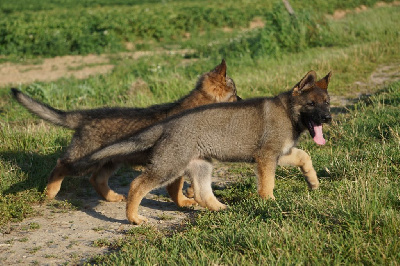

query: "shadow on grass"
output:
1 149 197 223
0 150 60 195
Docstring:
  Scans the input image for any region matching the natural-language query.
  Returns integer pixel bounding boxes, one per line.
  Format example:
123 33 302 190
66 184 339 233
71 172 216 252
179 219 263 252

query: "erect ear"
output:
292 70 317 96
212 59 227 78
315 71 332 90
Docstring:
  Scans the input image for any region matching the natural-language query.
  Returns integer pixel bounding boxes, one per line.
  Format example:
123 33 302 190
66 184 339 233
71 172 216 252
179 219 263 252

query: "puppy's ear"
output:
315 71 332 90
212 59 227 78
292 70 317 96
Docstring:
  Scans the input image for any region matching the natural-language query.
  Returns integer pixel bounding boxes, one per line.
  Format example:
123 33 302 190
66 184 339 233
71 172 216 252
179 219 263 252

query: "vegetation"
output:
0 0 399 264
0 0 395 57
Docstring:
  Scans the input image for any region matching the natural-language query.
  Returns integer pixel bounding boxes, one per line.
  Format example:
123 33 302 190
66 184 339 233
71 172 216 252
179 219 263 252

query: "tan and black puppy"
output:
11 60 240 206
88 70 332 224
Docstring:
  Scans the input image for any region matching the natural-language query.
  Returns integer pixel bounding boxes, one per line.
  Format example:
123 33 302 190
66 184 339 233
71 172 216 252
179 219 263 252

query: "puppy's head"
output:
291 71 332 145
198 59 241 103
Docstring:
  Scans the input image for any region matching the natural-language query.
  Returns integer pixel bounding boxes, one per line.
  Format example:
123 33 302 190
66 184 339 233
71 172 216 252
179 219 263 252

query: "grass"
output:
0 0 396 58
0 0 399 264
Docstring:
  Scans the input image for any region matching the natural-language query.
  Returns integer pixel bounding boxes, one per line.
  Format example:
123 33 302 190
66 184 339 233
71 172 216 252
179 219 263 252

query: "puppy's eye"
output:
307 101 315 106
325 101 330 105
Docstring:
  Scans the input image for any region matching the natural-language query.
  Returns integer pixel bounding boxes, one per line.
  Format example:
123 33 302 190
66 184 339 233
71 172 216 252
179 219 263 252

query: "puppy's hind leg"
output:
188 160 227 211
89 162 126 202
46 159 69 199
126 172 160 224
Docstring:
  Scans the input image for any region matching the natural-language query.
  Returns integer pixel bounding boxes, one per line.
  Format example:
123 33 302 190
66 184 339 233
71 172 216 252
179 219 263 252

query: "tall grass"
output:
0 0 396 57
198 2 400 60
0 1 270 57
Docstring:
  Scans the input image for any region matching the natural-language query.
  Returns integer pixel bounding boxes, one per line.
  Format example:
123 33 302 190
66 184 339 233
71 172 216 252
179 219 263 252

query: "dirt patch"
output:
249 17 265 29
330 63 400 112
0 55 113 87
0 49 194 87
329 1 400 20
222 17 265 33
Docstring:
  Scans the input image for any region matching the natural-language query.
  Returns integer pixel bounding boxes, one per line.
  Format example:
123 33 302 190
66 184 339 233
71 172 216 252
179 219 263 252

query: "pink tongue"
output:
313 125 326 145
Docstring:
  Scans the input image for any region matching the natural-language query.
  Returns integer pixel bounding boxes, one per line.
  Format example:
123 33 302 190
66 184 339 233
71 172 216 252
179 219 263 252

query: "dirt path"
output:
329 63 400 110
0 49 194 87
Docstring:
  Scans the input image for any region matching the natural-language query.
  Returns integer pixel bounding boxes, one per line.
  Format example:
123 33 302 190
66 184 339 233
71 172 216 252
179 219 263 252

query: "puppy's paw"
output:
308 182 320 190
106 192 126 202
259 192 276 201
128 215 148 225
177 198 198 207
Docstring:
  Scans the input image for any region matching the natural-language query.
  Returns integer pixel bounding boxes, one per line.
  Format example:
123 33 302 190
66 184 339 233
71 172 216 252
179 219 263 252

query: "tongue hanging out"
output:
312 124 326 145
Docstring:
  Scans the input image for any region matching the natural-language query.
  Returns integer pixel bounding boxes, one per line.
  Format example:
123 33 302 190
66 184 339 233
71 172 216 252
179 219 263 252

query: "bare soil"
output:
0 49 194 87
328 1 400 20
330 63 400 110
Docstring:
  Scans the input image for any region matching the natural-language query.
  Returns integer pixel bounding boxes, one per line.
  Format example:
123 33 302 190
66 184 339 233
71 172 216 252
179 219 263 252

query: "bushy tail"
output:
11 88 80 129
90 124 165 161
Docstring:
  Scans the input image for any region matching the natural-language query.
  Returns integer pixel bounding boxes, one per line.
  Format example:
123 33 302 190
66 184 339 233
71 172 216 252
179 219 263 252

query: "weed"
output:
158 214 174 221
29 222 40 230
28 246 42 254
93 238 111 248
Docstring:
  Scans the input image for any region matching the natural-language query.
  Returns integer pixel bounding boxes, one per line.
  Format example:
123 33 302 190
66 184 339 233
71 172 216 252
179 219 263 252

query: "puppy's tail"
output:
90 124 165 161
11 88 80 129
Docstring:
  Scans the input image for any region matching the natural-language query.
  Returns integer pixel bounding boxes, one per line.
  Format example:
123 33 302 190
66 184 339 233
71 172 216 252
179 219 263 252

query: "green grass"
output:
0 0 396 58
0 1 399 264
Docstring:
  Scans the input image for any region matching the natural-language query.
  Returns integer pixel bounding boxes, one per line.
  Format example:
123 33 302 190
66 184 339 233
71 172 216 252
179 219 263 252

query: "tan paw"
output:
106 193 127 202
128 214 148 225
45 189 57 200
259 192 275 201
308 182 320 190
212 202 227 211
176 198 197 207
205 197 227 211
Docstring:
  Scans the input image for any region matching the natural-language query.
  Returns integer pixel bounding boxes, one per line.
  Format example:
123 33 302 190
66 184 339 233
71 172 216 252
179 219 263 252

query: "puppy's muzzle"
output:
321 114 332 123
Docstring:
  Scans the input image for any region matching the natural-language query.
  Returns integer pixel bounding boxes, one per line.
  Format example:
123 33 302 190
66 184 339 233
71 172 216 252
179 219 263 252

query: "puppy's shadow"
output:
1 149 192 224
56 180 195 224
1 150 58 195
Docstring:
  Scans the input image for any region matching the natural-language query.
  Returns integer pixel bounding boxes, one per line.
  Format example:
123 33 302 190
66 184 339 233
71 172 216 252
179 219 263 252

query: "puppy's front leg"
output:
166 177 197 207
255 155 277 200
278 148 319 190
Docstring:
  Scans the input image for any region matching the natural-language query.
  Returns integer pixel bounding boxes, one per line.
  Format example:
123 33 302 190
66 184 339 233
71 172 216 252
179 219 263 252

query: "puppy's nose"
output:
236 95 242 101
323 114 332 123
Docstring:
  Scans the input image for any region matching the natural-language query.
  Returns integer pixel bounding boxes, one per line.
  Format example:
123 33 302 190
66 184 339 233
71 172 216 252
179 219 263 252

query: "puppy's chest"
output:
281 138 295 156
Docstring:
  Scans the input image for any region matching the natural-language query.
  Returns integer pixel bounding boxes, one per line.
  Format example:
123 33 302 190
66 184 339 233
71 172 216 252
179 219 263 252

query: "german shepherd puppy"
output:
85 70 332 224
11 60 240 206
